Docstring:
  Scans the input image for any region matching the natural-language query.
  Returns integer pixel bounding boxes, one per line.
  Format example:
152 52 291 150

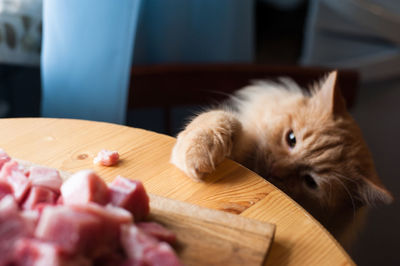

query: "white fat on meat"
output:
29 166 63 193
93 149 119 166
61 170 109 205
0 160 31 202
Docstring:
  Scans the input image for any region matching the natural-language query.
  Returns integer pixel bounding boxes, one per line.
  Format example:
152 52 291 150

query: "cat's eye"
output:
286 130 296 148
303 174 318 189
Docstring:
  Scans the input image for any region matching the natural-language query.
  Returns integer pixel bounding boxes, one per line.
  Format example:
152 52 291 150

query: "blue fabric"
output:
133 0 254 64
41 0 142 124
41 0 254 124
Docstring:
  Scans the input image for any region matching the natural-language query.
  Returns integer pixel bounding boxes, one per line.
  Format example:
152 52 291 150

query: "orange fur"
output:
170 71 393 246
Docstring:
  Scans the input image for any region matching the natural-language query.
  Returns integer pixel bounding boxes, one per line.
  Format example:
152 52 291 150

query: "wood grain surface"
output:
148 194 274 266
0 118 354 266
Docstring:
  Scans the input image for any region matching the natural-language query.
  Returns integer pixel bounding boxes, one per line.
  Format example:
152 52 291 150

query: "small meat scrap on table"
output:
0 149 182 266
93 149 120 166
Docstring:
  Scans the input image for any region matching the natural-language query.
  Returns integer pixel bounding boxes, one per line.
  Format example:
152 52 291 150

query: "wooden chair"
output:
128 64 359 134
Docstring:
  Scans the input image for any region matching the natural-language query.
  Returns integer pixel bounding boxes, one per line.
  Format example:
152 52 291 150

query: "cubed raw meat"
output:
70 202 133 225
0 181 13 200
21 209 40 228
29 166 63 193
121 224 158 260
0 160 31 202
121 225 182 266
35 205 107 256
13 238 93 266
56 196 64 205
93 149 120 166
13 238 63 266
61 170 109 205
0 148 11 170
0 196 34 265
0 194 19 216
144 242 183 266
136 222 176 244
109 176 149 221
0 149 182 266
22 186 58 210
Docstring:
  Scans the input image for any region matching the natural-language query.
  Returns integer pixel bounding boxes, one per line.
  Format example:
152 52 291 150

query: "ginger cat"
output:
170 71 393 246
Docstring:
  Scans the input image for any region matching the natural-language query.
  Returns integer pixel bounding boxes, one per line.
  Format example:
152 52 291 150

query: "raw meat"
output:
35 204 133 262
13 238 92 266
120 224 159 262
0 160 31 202
70 202 133 225
13 238 63 266
21 209 40 228
22 186 58 210
0 148 11 169
35 205 107 256
61 170 109 205
29 166 63 193
0 149 181 266
93 149 120 166
137 222 177 244
121 225 182 266
0 196 34 265
0 180 13 200
109 176 150 221
0 194 19 215
144 242 183 266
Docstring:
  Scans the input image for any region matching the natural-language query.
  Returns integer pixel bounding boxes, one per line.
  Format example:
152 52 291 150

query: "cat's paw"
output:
170 127 232 181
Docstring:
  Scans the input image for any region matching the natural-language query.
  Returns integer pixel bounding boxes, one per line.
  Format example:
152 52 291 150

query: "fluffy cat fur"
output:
170 71 393 246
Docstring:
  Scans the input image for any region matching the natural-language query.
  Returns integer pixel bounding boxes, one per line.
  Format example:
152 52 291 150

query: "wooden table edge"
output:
0 117 355 265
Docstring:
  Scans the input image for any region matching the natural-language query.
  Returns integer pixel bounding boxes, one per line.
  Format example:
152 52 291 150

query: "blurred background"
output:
0 0 399 265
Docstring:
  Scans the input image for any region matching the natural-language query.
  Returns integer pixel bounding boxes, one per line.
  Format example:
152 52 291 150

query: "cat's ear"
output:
315 71 347 116
358 178 394 206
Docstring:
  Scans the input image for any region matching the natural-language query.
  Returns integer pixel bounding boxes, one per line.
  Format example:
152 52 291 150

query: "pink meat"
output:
0 194 19 215
109 176 149 221
93 149 120 166
21 209 40 228
0 181 13 200
61 170 109 206
13 238 63 266
22 186 58 210
144 242 183 266
121 225 182 266
13 238 93 266
35 205 107 256
0 148 11 170
70 202 133 225
0 196 34 265
122 259 148 266
29 166 63 193
121 224 158 260
136 222 176 244
0 160 31 202
0 149 182 266
56 196 64 205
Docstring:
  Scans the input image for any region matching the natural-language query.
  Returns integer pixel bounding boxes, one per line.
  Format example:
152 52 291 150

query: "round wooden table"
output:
0 118 354 266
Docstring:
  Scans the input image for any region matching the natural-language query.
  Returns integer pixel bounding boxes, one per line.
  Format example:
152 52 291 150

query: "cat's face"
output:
257 72 393 217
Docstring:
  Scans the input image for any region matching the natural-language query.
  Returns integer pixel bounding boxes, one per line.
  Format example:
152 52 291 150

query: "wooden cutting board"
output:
17 160 275 266
148 194 275 266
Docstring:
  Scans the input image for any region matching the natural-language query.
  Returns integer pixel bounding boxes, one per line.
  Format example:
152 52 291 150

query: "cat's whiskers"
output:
331 175 357 221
